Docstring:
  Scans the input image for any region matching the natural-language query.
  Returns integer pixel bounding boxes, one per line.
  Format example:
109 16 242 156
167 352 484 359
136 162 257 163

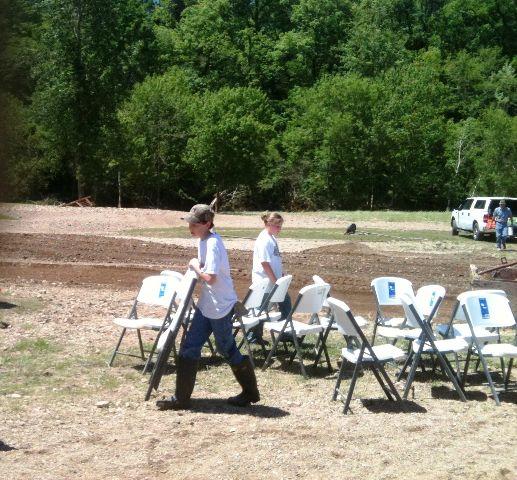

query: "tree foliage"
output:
4 0 517 207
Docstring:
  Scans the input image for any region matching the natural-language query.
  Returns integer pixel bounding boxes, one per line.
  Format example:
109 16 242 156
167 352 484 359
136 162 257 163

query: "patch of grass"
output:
0 214 14 220
223 210 451 223
123 226 465 243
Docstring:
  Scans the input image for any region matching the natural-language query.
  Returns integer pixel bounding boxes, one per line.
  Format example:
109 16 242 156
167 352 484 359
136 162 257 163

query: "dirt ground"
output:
0 204 516 480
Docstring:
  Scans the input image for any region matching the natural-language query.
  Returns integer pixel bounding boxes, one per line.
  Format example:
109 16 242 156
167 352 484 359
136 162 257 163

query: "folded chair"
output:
461 293 517 405
371 277 414 345
145 269 198 400
109 274 182 368
262 282 332 378
399 294 468 401
327 297 405 414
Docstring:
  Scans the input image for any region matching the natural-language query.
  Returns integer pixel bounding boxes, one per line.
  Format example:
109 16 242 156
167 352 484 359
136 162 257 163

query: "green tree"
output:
31 0 158 201
185 87 275 200
117 68 197 207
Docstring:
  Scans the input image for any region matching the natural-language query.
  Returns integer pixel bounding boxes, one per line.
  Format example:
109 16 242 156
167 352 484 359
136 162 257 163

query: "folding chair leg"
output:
377 364 403 402
291 333 308 378
370 365 394 401
371 321 379 346
262 332 282 371
343 361 361 414
461 349 472 387
333 358 347 401
477 353 501 406
313 332 333 372
504 358 513 391
143 331 161 374
403 350 422 399
397 351 413 381
436 352 467 402
109 328 127 366
314 327 332 367
136 329 146 361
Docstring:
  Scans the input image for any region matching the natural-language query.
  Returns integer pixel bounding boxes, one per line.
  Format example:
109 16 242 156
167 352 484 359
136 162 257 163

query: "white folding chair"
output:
109 274 181 368
256 275 293 322
145 269 198 400
461 293 517 405
400 294 468 401
371 277 414 344
436 290 506 343
312 275 367 368
232 277 271 362
262 282 332 378
160 270 184 282
328 297 405 414
378 284 446 344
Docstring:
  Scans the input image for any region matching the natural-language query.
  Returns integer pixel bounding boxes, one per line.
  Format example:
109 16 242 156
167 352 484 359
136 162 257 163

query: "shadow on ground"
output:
188 398 290 418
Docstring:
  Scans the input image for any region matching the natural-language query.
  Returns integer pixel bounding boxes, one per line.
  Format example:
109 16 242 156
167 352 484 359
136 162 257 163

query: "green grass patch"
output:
0 214 14 220
123 226 465 243
223 210 451 223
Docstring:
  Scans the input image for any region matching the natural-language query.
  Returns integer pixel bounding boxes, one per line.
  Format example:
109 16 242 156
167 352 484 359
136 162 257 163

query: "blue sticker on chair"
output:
388 282 396 298
478 297 490 319
429 291 436 307
159 282 166 298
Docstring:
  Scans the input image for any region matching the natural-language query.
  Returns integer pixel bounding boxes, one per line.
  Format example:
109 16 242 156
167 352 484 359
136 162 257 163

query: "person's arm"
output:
189 258 217 285
261 261 277 284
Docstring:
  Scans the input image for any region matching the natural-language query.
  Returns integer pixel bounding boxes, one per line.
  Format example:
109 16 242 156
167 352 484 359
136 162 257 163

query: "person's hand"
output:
189 258 200 271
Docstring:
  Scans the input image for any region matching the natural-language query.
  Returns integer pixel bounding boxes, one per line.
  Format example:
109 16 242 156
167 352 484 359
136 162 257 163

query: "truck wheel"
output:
472 222 482 241
451 219 459 236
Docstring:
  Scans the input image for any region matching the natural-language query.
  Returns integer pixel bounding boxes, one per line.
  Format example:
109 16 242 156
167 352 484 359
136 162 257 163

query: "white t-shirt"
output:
252 229 282 287
196 231 237 319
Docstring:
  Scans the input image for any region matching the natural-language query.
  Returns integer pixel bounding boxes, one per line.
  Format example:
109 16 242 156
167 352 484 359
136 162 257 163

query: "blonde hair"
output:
261 211 284 226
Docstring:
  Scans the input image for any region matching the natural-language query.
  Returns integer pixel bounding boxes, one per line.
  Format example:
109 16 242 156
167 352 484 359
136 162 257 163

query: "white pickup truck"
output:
451 196 517 240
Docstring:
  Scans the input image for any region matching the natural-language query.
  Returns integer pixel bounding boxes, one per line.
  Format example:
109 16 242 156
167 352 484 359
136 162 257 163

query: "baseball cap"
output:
500 199 506 206
183 204 215 224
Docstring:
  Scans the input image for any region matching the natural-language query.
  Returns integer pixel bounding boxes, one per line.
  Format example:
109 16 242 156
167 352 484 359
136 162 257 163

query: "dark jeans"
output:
180 307 243 365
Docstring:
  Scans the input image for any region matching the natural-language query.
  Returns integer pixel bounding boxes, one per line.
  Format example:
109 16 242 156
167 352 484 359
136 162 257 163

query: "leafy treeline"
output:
2 0 516 210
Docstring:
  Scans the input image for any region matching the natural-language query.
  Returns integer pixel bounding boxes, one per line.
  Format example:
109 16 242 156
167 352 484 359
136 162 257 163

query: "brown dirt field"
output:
0 204 516 480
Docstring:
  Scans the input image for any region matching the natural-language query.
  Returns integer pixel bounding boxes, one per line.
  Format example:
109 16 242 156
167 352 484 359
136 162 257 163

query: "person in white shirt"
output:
248 212 292 344
157 204 259 410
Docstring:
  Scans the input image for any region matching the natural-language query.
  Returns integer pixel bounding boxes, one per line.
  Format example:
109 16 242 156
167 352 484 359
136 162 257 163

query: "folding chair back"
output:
294 283 331 314
244 277 271 310
454 289 507 322
268 274 293 303
400 293 430 330
415 284 445 318
136 275 179 308
174 269 198 303
313 275 330 308
326 297 361 339
160 270 184 283
461 293 515 329
371 277 414 306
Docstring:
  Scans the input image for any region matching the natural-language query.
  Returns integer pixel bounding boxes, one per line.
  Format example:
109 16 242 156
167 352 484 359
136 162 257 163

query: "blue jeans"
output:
496 222 508 248
180 307 243 365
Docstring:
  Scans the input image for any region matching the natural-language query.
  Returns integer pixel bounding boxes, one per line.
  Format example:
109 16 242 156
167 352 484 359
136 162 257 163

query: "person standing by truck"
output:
494 199 513 250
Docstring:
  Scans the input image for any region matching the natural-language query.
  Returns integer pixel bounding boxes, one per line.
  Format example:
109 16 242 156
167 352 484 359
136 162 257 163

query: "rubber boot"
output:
156 356 198 410
227 356 260 407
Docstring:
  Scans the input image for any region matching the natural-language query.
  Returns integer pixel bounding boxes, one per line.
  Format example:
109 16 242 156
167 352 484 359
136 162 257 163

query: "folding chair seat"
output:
109 274 181 368
255 275 293 323
327 297 405 414
460 293 517 405
436 290 506 343
399 294 468 401
377 284 445 343
262 282 332 378
371 276 414 344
